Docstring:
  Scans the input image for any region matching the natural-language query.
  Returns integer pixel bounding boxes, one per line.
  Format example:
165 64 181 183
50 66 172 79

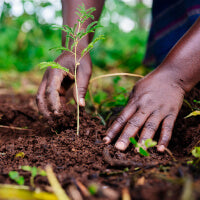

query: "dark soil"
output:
0 85 200 200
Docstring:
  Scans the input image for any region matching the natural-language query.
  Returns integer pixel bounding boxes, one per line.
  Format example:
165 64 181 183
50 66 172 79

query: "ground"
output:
0 85 199 200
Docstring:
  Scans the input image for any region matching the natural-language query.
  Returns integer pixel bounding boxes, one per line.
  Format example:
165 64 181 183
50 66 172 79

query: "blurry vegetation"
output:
0 0 151 73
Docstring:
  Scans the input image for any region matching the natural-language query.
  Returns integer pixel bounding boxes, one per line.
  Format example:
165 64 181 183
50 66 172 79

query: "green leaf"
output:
194 99 200 104
144 139 157 148
139 147 149 156
17 176 25 185
32 166 38 178
86 21 98 32
129 137 138 147
185 110 200 118
192 147 200 158
9 171 25 185
9 171 19 180
81 35 104 57
38 62 69 73
49 47 71 52
21 166 32 172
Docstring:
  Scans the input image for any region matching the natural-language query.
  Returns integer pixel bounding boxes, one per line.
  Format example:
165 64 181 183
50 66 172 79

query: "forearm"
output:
61 0 105 46
157 17 200 92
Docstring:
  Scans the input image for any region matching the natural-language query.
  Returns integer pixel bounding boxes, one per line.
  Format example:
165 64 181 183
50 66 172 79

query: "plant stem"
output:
74 20 81 136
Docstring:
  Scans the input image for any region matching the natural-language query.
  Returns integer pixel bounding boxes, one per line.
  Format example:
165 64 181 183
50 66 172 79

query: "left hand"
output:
103 68 185 152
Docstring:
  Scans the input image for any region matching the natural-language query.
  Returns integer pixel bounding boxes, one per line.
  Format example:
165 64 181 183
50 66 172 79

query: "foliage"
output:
20 166 46 188
187 147 200 166
9 171 25 185
39 4 104 136
88 184 98 195
129 137 157 156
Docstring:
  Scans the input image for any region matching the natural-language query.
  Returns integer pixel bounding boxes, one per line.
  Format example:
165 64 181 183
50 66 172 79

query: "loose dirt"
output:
0 85 199 200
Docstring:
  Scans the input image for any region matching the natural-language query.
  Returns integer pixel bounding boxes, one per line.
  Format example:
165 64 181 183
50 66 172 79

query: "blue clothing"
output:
143 0 200 67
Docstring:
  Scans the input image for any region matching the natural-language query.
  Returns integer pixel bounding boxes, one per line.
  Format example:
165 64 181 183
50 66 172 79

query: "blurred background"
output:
0 0 152 99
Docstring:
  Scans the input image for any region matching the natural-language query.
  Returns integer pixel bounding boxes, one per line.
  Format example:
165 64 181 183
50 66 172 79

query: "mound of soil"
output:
0 85 200 200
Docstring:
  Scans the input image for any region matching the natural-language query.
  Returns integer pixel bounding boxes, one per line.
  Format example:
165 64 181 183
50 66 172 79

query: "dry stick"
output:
46 165 71 200
122 188 131 200
0 125 32 131
75 180 91 198
103 146 159 168
88 73 144 113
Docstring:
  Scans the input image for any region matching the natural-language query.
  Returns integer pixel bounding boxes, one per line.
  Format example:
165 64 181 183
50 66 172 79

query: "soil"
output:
0 85 200 200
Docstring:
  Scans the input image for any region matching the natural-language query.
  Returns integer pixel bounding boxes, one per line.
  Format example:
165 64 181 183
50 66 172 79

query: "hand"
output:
103 68 185 152
36 51 92 118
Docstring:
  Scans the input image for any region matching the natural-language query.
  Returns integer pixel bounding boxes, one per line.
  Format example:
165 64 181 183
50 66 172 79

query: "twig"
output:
90 73 143 83
122 188 131 200
46 165 71 200
74 180 91 197
164 147 177 162
0 125 32 131
103 146 159 168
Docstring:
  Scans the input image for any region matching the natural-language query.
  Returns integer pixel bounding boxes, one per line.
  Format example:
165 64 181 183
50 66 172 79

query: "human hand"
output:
103 68 185 152
36 51 92 118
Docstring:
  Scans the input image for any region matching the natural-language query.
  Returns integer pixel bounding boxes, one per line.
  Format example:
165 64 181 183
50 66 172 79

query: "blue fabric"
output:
143 0 200 67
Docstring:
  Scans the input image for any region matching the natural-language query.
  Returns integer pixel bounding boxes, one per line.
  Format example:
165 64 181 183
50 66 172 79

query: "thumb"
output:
73 64 92 107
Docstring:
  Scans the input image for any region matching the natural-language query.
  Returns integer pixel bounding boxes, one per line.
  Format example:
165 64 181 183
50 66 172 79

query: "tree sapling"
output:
38 4 104 136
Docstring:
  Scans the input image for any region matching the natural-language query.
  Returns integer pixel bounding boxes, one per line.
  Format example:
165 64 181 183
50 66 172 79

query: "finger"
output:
36 72 50 118
115 109 150 151
46 69 64 115
157 114 176 152
138 113 163 145
73 62 92 107
103 103 137 144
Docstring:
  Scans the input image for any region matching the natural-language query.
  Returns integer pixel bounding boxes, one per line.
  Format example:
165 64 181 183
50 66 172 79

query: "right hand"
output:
36 51 92 118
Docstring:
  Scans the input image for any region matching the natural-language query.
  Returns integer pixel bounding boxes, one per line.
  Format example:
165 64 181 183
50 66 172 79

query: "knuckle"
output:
127 117 141 128
144 121 157 132
78 86 87 95
115 115 126 126
162 124 173 133
45 87 51 96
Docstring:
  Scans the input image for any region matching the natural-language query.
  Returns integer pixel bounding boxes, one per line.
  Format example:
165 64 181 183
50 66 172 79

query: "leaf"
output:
15 152 25 158
9 171 25 185
81 35 104 57
185 110 200 118
129 137 138 147
72 24 77 34
38 62 69 73
194 99 200 104
31 166 38 178
192 147 200 158
9 171 19 180
49 47 71 52
86 21 98 32
21 166 32 172
139 147 149 156
144 139 157 148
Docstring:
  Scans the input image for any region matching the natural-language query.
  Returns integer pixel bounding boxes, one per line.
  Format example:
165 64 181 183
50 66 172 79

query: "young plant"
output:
9 171 25 185
187 147 200 166
129 137 157 156
20 166 46 188
38 4 104 136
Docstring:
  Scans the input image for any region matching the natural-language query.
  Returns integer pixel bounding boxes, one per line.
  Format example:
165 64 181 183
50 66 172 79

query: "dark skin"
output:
36 0 200 152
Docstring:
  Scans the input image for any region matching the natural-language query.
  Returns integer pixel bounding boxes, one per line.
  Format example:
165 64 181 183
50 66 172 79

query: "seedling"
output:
9 171 25 185
129 137 157 156
20 166 46 188
187 147 200 166
38 4 104 136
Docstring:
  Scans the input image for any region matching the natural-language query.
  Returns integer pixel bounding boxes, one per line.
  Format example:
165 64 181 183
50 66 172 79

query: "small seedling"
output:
88 183 98 195
129 137 157 156
38 4 104 136
20 166 46 188
187 147 200 166
9 171 25 185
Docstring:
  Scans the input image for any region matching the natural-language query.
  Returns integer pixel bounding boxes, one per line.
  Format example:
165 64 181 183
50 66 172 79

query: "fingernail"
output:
157 145 165 152
79 98 85 107
115 141 126 151
103 137 111 144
